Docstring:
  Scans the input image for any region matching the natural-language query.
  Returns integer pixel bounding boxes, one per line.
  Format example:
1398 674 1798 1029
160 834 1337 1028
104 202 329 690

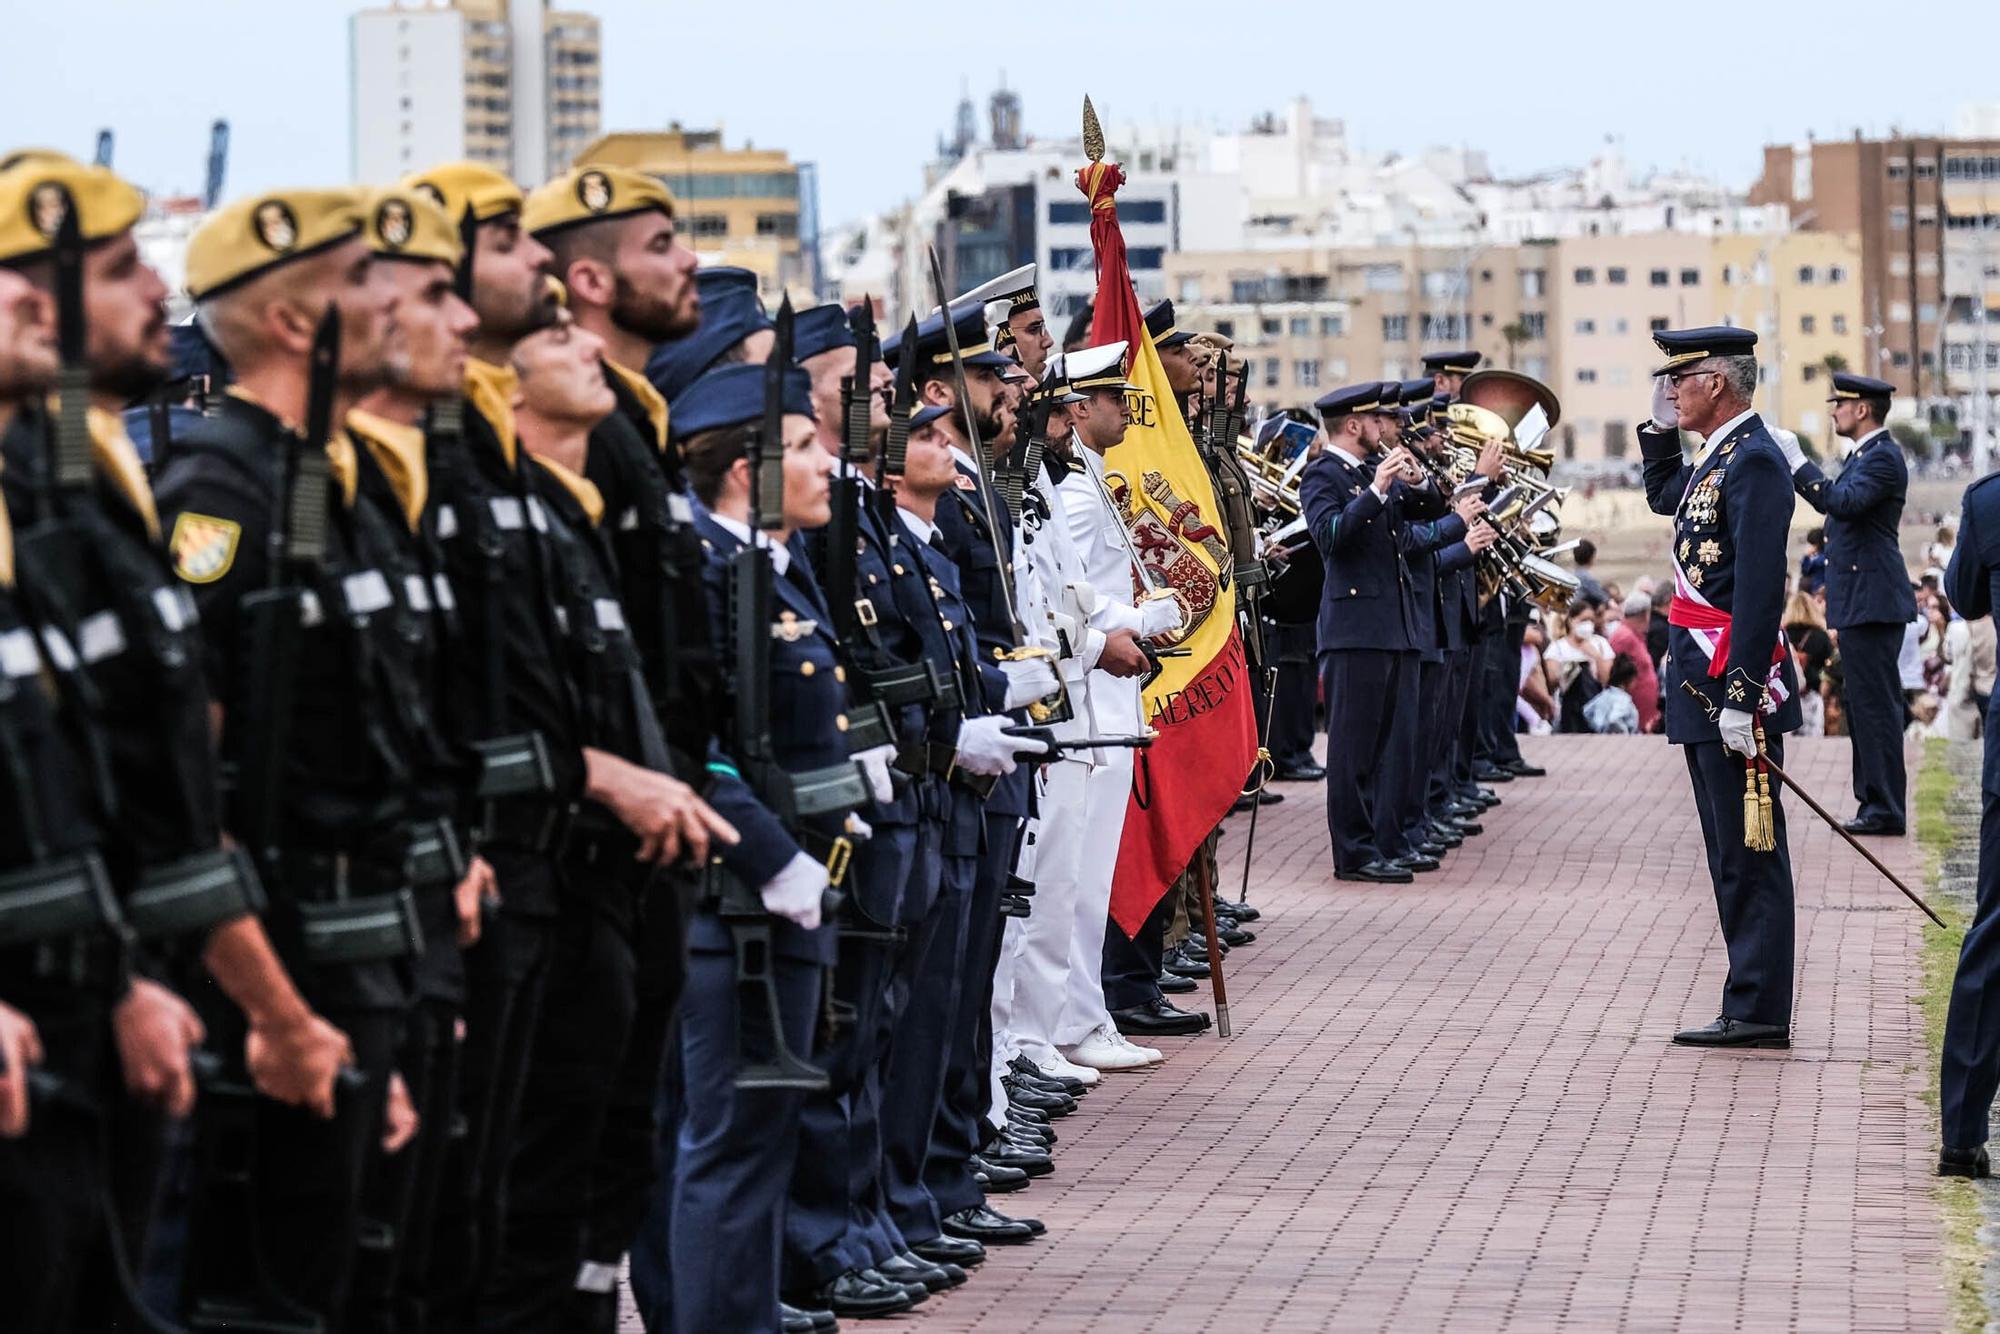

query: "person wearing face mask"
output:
1635 326 1803 1051
1769 373 1916 837
1544 600 1615 734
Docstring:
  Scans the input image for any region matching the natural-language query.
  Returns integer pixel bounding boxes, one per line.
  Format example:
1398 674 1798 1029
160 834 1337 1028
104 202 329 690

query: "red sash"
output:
1666 594 1784 680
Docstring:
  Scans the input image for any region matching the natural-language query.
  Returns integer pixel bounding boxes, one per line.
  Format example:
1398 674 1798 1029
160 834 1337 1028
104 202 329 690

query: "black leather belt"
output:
126 847 265 943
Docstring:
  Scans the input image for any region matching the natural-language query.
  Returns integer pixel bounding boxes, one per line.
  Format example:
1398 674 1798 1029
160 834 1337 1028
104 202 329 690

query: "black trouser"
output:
478 874 640 1333
351 993 461 1334
1838 620 1908 826
1101 890 1173 1012
569 878 690 1334
1426 646 1473 812
1267 622 1321 769
1480 616 1528 766
1453 639 1486 798
1942 788 2000 1150
254 1004 403 1326
1683 734 1795 1026
924 811 1022 1222
1401 655 1447 846
0 986 117 1334
430 855 558 1331
1322 648 1421 870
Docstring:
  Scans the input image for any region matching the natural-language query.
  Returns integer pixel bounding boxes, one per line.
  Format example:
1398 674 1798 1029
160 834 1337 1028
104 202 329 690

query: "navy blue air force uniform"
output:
1937 471 2000 1152
1792 373 1916 831
1298 382 1448 876
1637 330 1802 1030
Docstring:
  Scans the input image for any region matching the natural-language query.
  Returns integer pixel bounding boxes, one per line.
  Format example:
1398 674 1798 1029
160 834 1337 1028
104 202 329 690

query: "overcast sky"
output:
4 0 1996 226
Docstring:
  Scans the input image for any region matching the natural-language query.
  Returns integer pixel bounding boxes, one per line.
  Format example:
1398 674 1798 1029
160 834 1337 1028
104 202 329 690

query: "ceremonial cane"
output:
1680 681 1945 928
1195 850 1232 1037
1235 662 1280 909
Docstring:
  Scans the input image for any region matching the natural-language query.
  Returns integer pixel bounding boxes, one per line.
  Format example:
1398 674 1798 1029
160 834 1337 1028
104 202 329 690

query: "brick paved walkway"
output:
620 735 1949 1332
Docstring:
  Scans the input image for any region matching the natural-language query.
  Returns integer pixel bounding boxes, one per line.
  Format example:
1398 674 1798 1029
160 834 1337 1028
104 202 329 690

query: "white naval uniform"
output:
992 444 1154 1065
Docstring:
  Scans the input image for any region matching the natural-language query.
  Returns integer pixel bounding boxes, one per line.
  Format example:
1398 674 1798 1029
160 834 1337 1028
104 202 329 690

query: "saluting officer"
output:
1774 371 1916 836
1637 327 1802 1049
1939 466 2000 1177
157 186 427 1322
1299 381 1449 884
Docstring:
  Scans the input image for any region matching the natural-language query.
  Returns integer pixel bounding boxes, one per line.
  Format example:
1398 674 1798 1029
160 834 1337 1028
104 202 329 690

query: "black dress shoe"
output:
1163 943 1210 978
1447 817 1484 836
1112 998 1209 1036
1940 1145 1992 1179
1472 762 1514 783
779 1301 821 1333
1504 758 1546 777
1005 1101 1050 1128
913 1234 986 1267
861 1265 929 1305
1001 1125 1053 1155
1158 969 1197 994
807 1269 917 1317
1004 1083 1074 1116
1842 816 1906 836
880 1251 965 1291
1393 852 1441 873
992 1206 1045 1236
1214 897 1260 922
1230 794 1256 813
1426 825 1464 849
1257 788 1285 805
1412 840 1448 858
1273 762 1326 781
970 1155 1031 1191
943 1205 1037 1243
984 1144 1053 1177
1006 1066 1085 1098
1670 1017 1790 1049
1336 859 1414 884
1217 923 1255 946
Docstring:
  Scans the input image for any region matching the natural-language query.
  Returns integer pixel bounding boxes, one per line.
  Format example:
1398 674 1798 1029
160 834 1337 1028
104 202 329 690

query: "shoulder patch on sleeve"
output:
169 512 242 584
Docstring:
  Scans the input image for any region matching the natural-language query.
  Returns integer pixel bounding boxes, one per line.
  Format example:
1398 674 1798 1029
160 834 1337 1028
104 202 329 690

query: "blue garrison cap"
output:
1652 325 1757 375
906 403 952 432
905 303 1013 372
667 362 815 441
1314 381 1394 418
792 304 856 364
1828 370 1895 402
644 266 773 400
1143 299 1194 350
1420 349 1480 375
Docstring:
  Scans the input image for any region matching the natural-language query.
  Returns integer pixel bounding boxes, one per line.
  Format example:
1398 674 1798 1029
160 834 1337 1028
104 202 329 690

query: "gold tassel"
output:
1744 714 1777 852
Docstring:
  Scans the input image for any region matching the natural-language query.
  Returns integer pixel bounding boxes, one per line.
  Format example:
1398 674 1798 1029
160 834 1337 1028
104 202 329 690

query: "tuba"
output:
1446 370 1579 611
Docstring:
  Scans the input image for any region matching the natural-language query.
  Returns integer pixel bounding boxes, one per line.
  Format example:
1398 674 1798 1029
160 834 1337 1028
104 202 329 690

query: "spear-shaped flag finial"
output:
1082 95 1105 164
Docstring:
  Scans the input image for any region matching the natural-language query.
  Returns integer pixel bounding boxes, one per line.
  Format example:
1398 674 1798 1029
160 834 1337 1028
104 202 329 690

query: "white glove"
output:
1769 427 1807 473
852 743 897 805
1000 656 1059 710
1138 594 1185 639
1718 707 1756 758
1649 377 1679 431
759 852 827 929
844 813 873 842
953 714 1021 777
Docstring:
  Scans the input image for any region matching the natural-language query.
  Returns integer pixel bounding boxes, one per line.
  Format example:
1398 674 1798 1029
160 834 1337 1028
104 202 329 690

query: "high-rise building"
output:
350 0 600 186
574 128 816 297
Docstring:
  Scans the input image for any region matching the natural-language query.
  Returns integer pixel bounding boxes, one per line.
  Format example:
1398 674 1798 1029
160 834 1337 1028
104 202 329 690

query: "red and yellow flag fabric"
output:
1078 155 1260 935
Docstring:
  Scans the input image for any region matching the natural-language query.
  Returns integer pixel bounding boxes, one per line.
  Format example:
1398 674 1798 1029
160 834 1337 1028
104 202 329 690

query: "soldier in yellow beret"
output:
0 158 388 1330
152 187 444 1323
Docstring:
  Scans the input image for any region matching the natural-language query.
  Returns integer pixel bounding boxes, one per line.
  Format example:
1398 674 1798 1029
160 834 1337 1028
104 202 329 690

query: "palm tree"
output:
1500 320 1530 370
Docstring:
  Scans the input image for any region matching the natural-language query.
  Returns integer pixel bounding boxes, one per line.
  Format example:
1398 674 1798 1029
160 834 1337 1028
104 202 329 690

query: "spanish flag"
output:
1078 147 1260 936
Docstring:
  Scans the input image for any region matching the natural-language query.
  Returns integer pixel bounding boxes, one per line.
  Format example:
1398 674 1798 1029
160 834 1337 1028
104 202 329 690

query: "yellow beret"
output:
399 162 522 227
523 164 676 238
0 157 145 265
0 147 80 173
185 188 366 301
362 187 462 268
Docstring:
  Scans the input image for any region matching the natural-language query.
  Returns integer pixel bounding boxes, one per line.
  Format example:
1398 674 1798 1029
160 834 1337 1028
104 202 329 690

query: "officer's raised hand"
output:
0 1001 43 1138
587 751 741 866
113 978 206 1119
247 1010 356 1119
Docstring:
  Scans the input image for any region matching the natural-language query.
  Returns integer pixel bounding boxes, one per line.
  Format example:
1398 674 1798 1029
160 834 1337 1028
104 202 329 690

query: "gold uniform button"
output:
1349 587 1358 596
893 563 906 575
800 661 815 677
943 619 954 631
835 714 849 732
834 665 846 683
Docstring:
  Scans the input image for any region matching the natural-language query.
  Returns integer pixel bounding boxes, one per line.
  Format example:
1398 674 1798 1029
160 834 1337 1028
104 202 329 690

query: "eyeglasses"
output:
1664 369 1720 386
